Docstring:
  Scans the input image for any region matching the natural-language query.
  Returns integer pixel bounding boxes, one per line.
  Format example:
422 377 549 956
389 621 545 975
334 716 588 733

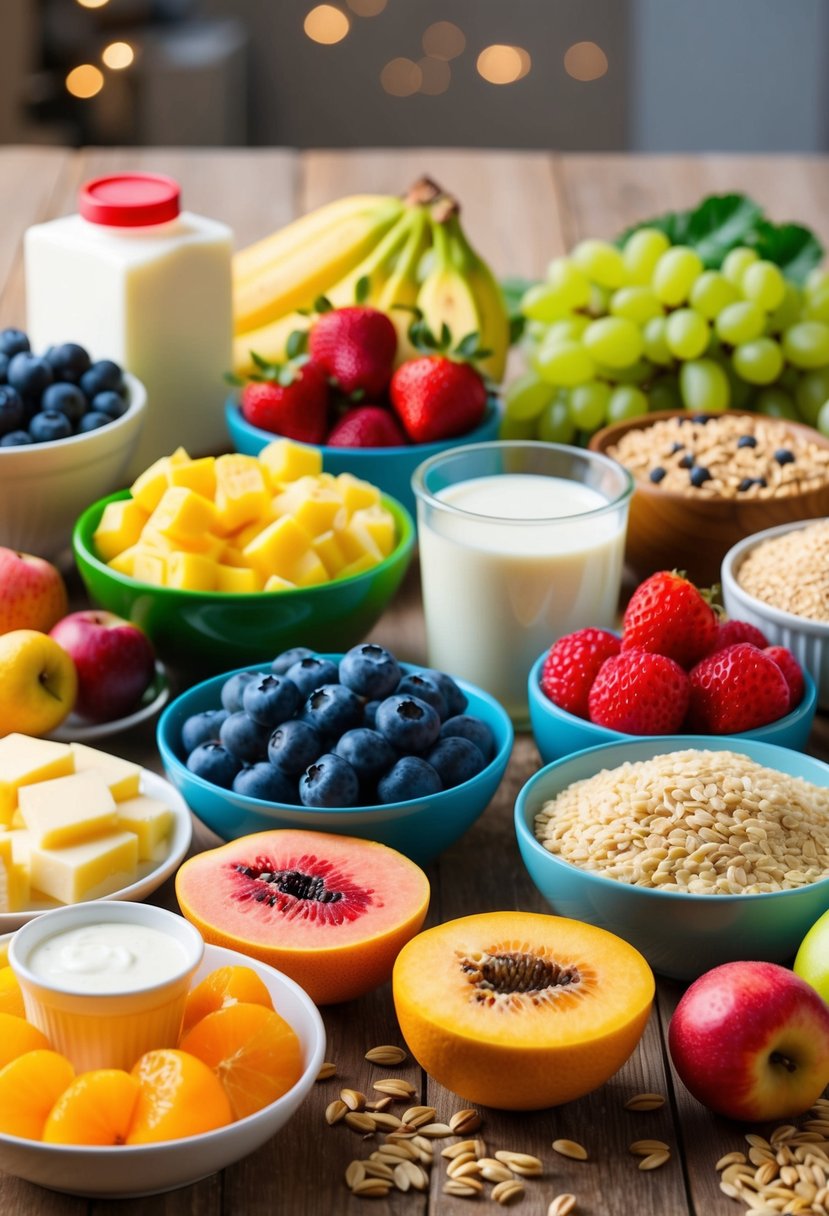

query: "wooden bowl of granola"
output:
588 410 829 586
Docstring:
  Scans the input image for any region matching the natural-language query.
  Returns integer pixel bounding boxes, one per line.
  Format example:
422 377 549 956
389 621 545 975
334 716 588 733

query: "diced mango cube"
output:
335 517 382 563
229 512 277 552
145 486 219 544
167 551 218 591
214 454 270 533
312 530 347 577
263 574 298 591
218 544 248 568
291 489 348 539
107 546 138 576
351 505 396 557
340 552 380 579
287 550 329 588
337 472 381 513
115 795 172 862
242 515 311 578
216 564 261 593
168 455 217 500
93 499 150 561
132 550 167 586
259 438 322 487
131 456 176 512
0 736 74 827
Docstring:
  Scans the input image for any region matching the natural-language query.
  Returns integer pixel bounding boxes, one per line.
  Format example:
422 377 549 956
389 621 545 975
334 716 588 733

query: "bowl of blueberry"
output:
156 643 514 865
0 327 146 561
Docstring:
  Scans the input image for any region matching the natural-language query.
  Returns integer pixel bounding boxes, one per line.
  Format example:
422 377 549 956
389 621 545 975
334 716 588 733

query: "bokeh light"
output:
563 41 609 82
102 42 135 70
347 0 387 14
304 5 350 45
476 45 531 85
422 21 466 61
380 58 423 97
76 0 109 8
66 65 104 99
417 57 451 96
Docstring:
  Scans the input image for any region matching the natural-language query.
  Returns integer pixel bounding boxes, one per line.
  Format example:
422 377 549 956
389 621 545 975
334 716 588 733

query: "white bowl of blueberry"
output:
0 327 146 561
156 643 514 866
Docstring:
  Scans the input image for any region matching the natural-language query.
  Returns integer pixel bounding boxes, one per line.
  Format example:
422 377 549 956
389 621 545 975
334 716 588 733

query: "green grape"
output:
651 246 704 306
499 413 539 440
622 227 670 284
783 321 829 369
806 268 829 296
545 316 591 344
722 359 755 410
732 337 784 385
642 315 673 365
767 282 804 333
537 396 575 443
594 358 654 385
504 371 557 421
607 385 648 424
779 365 800 393
570 381 611 431
647 376 682 413
532 338 596 386
521 282 575 323
721 246 758 286
679 359 730 413
523 319 549 344
610 285 663 325
741 260 786 312
544 256 592 308
804 284 829 325
582 316 643 368
570 239 627 289
688 270 740 320
586 283 611 317
795 367 829 425
715 301 766 345
756 387 798 421
665 308 710 359
818 398 829 438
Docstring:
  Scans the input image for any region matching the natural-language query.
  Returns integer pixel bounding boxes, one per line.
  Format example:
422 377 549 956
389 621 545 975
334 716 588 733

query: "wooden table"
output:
2 147 829 1216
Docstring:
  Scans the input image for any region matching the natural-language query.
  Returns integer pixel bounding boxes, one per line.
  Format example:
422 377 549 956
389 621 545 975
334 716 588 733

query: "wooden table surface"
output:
2 147 829 1216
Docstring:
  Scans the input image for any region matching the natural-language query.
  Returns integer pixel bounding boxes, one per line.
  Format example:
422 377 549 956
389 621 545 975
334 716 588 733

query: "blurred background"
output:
1 0 828 151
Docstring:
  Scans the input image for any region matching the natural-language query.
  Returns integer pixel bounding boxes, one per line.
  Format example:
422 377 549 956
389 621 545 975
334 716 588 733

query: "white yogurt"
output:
27 921 189 994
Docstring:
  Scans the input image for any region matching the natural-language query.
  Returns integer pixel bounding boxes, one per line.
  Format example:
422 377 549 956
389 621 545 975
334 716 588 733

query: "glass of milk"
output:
412 441 634 726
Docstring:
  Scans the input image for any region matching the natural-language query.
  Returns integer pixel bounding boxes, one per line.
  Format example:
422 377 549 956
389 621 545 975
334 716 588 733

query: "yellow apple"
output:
0 630 77 737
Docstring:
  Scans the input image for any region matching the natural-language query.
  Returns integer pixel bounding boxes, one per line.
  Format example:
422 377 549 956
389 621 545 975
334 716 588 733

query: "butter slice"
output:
0 735 74 826
18 771 118 849
29 832 138 905
116 795 173 861
0 837 29 913
69 744 141 802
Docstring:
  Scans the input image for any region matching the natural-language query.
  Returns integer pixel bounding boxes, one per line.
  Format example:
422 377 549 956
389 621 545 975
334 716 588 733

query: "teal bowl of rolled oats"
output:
515 737 829 980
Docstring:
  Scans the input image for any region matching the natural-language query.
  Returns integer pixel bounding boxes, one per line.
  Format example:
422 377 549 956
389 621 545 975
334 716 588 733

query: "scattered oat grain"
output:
547 1196 577 1216
365 1045 408 1066
316 1060 337 1081
552 1139 588 1161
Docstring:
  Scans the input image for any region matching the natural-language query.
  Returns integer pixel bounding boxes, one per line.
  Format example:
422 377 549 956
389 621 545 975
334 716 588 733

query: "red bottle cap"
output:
78 174 181 227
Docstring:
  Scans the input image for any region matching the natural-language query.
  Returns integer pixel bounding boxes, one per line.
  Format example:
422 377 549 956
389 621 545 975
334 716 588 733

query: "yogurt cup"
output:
9 901 204 1071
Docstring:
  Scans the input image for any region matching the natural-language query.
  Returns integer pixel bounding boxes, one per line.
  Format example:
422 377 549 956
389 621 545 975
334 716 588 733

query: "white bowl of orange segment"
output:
0 936 325 1197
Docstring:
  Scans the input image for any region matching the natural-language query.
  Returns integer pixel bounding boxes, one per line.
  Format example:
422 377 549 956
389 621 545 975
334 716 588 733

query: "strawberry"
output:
621 571 718 668
708 619 769 653
686 643 791 733
327 406 407 448
588 650 690 734
763 645 805 710
240 361 329 443
540 628 621 719
308 305 397 398
389 355 487 444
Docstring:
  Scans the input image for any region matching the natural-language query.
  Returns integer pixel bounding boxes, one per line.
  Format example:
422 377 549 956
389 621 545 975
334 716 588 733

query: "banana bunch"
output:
232 180 509 382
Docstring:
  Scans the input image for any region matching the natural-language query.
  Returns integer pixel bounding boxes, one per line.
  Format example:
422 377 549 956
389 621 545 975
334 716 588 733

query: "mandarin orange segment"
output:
42 1069 140 1145
126 1048 232 1144
0 1010 50 1068
0 967 25 1018
181 964 273 1034
0 1049 75 1139
179 1000 303 1120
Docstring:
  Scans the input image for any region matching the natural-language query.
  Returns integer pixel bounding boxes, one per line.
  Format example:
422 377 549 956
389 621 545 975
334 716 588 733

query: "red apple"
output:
49 610 156 723
668 960 829 1121
0 547 68 635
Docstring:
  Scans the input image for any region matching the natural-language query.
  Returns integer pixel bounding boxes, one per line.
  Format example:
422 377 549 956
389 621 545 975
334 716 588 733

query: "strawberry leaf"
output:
439 322 452 351
314 295 334 314
286 329 309 360
355 275 370 304
453 331 482 359
224 371 244 386
250 350 276 373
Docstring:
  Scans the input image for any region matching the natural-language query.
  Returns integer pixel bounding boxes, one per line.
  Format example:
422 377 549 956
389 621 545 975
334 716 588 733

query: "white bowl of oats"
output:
515 737 829 980
722 516 829 709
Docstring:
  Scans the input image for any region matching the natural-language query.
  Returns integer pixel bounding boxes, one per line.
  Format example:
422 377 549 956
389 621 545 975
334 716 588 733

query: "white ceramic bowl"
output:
722 517 829 709
0 372 146 562
0 940 326 1198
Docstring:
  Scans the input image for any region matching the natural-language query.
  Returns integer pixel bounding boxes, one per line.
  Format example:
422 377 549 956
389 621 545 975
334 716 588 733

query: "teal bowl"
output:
515 736 829 981
225 397 502 518
156 658 513 866
72 491 415 673
528 649 818 764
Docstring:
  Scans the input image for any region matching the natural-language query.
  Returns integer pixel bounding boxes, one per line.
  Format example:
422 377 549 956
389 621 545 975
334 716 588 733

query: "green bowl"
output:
72 490 415 672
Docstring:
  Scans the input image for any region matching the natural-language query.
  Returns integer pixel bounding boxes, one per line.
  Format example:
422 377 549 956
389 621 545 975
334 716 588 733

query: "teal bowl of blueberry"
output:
156 644 514 865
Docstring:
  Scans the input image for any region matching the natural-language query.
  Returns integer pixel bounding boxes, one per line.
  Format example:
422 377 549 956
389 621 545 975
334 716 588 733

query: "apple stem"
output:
39 672 60 701
769 1050 797 1073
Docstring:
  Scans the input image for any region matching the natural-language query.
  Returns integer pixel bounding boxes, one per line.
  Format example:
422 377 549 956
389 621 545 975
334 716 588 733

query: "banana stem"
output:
405 177 443 207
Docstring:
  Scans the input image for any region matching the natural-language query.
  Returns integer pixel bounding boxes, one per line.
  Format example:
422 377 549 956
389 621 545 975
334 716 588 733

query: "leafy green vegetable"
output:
748 221 823 283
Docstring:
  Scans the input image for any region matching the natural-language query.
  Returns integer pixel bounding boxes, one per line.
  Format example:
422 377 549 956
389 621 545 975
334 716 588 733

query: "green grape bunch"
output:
505 229 829 445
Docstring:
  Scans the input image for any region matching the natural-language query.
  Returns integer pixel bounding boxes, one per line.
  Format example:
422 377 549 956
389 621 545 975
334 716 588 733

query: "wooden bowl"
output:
588 410 829 586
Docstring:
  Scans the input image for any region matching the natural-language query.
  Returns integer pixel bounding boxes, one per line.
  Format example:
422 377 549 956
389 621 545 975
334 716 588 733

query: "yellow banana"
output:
374 208 430 364
446 213 510 383
415 211 483 354
233 193 398 286
324 206 423 308
233 196 404 335
233 311 308 376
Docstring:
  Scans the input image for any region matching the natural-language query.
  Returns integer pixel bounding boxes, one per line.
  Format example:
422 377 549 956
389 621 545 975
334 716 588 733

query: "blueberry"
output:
737 477 754 493
691 413 712 424
334 728 396 786
271 646 316 675
422 669 468 717
0 328 30 358
375 695 441 753
232 762 298 803
91 390 128 420
181 708 230 754
678 452 695 469
0 353 8 383
29 410 73 442
267 718 323 774
426 736 486 789
220 670 258 712
7 352 53 400
737 434 758 449
377 756 442 804
219 711 271 763
754 477 768 488
338 643 401 699
77 411 110 433
668 441 684 454
0 430 32 446
80 359 124 399
649 466 666 484
41 382 87 425
775 448 795 465
186 741 241 788
301 683 363 741
396 672 447 720
363 699 380 728
45 342 91 383
299 753 359 808
242 673 301 728
0 386 24 437
689 466 711 487
285 656 339 700
439 714 495 762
